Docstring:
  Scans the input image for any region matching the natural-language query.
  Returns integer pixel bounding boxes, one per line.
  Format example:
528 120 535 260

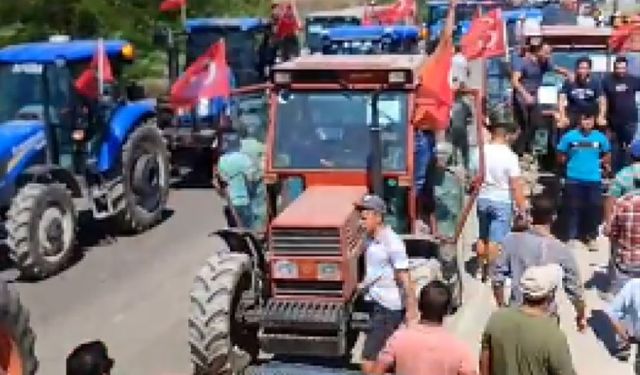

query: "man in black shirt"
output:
603 56 640 172
558 56 606 131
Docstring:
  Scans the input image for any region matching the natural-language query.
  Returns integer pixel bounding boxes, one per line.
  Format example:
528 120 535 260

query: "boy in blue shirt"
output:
557 106 611 251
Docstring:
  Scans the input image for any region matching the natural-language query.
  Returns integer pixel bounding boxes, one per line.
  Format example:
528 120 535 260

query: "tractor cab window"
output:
273 91 408 171
0 63 46 124
187 29 262 86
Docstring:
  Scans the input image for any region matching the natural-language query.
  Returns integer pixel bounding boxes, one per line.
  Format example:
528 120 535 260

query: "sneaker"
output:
598 290 615 302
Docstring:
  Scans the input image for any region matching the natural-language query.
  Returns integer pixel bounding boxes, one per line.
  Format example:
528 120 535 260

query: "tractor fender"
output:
212 228 266 273
97 99 157 172
0 130 47 207
17 165 82 198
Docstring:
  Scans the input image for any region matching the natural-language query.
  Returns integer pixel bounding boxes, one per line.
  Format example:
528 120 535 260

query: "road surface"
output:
5 188 634 375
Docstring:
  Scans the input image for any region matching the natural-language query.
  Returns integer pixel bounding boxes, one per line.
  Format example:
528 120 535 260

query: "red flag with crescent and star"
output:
460 8 506 60
169 40 230 110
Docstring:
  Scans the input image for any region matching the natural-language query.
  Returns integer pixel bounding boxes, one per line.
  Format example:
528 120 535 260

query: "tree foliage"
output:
0 0 271 78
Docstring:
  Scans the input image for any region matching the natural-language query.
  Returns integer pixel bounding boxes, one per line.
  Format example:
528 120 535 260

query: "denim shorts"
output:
361 302 404 361
477 198 512 244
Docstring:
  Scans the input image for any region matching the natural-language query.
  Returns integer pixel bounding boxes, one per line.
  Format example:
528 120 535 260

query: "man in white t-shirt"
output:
452 45 469 90
470 121 528 281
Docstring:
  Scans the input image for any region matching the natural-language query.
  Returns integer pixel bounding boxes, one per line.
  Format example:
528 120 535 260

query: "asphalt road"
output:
7 188 224 375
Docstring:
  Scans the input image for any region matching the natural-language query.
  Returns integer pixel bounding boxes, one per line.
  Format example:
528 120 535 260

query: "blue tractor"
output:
305 8 364 53
0 37 170 279
154 18 272 181
320 25 421 55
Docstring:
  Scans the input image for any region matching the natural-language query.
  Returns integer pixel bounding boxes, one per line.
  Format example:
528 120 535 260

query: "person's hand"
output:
557 115 570 129
576 315 588 332
597 116 607 128
523 92 535 105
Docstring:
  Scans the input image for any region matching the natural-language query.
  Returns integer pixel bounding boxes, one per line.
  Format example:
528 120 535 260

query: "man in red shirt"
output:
271 1 301 61
367 280 477 375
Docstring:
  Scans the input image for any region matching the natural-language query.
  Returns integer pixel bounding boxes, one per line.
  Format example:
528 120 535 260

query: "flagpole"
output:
98 38 104 98
181 3 187 27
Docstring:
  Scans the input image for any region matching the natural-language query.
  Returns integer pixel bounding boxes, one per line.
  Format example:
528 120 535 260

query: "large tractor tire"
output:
0 281 37 375
116 119 170 233
189 252 258 375
6 183 77 280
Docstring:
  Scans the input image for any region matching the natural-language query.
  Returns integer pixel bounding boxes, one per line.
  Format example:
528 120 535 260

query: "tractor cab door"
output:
44 62 100 173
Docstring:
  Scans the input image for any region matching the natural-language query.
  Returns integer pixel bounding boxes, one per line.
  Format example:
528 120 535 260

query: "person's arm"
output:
557 81 570 127
491 237 512 307
556 134 569 166
389 240 419 323
479 329 493 375
558 247 587 331
601 135 612 177
511 69 534 105
547 332 578 375
604 180 622 233
441 0 458 41
369 331 399 375
508 155 527 211
607 280 636 346
552 64 572 79
597 85 607 127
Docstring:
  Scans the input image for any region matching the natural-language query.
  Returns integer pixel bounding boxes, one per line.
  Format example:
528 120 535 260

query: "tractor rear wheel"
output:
189 252 258 375
0 282 37 375
116 119 170 233
7 183 76 280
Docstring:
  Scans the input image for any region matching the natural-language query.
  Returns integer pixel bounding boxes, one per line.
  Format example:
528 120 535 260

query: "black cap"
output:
67 341 114 375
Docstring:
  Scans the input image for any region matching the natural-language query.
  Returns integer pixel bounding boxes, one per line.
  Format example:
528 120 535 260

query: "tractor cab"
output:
320 25 420 55
0 37 169 280
305 8 364 54
0 38 140 179
189 53 485 374
422 0 502 49
185 18 271 87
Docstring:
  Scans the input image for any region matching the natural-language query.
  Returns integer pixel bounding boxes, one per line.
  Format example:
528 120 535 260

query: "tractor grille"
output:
271 228 341 256
273 281 343 298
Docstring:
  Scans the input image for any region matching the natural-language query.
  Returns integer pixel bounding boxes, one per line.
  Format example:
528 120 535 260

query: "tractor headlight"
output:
121 43 135 60
273 260 299 279
317 263 341 281
274 72 291 84
388 71 406 84
197 98 210 118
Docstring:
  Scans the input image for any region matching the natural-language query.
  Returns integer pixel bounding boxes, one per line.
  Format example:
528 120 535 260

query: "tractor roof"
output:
186 18 270 32
275 53 426 73
326 25 419 41
0 39 130 64
523 25 612 48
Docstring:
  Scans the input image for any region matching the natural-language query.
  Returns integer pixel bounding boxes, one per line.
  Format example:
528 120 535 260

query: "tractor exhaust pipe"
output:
368 91 384 196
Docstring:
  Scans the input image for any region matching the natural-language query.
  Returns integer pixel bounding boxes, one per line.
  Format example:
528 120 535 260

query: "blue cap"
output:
630 139 640 158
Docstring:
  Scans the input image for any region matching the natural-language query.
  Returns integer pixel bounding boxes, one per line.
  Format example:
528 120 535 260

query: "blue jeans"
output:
564 180 602 241
477 198 512 243
414 131 434 192
612 122 639 173
233 205 254 229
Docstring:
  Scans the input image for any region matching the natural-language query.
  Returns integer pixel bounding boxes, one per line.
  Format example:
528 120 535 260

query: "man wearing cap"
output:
355 194 419 374
67 340 114 375
480 264 577 375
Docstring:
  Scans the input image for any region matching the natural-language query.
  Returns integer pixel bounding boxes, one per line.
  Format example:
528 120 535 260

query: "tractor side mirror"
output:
126 82 146 101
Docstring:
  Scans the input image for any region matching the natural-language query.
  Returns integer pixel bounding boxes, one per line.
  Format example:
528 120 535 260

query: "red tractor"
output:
189 54 486 374
0 281 37 375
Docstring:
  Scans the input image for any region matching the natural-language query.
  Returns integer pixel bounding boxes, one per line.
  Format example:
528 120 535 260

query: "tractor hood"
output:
0 120 46 161
271 185 367 228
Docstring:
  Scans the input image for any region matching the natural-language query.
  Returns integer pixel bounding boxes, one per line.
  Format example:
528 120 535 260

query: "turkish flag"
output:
413 36 454 130
363 0 415 25
461 9 506 60
160 0 186 12
74 40 114 99
610 23 640 52
169 40 231 110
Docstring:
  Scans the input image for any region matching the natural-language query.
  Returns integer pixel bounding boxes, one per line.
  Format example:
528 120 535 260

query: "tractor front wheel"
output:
6 183 77 280
0 282 37 375
189 252 258 375
116 119 170 233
